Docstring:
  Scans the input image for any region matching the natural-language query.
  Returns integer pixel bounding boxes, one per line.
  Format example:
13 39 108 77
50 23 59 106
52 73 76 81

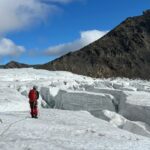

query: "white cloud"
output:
44 30 108 56
0 0 82 59
0 0 79 34
0 38 25 57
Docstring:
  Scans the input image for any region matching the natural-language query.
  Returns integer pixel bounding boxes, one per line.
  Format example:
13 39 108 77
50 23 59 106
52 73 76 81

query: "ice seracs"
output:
103 110 150 138
119 91 150 125
54 90 115 119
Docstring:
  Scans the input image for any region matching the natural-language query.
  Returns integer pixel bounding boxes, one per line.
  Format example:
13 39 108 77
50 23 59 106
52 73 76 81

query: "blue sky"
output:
0 0 150 64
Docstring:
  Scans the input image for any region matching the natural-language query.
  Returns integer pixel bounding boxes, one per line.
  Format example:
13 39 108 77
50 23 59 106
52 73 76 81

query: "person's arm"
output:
36 91 39 99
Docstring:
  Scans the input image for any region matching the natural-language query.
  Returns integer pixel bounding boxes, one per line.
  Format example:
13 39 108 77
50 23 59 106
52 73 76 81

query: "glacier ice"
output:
54 90 116 119
0 68 150 140
103 110 150 138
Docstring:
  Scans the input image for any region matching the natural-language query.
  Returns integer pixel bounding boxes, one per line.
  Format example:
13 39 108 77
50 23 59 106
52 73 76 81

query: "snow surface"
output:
126 91 150 106
1 109 150 150
0 68 150 149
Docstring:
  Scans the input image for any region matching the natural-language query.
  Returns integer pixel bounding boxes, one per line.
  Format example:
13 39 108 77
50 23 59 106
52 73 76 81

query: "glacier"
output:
0 68 150 149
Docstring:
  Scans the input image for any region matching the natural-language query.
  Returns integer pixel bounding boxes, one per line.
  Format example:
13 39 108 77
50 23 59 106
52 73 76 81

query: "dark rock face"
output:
0 65 4 69
38 10 150 79
4 61 29 69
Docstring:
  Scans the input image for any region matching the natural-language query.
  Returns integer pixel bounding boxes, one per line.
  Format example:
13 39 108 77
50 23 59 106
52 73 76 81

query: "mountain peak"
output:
143 9 150 16
4 61 29 69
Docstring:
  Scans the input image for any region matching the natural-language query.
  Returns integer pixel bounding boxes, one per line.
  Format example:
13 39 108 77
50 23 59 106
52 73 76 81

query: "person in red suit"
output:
28 86 39 118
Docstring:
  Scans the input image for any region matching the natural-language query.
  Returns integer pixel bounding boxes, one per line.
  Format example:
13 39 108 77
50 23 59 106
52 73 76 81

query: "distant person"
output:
28 86 39 118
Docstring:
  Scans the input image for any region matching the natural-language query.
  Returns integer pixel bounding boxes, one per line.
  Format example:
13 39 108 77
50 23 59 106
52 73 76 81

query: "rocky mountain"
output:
4 61 29 69
37 10 150 79
0 65 4 69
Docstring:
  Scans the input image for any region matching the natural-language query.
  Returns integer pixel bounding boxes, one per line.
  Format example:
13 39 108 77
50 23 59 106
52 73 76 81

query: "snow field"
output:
0 68 150 149
1 109 150 150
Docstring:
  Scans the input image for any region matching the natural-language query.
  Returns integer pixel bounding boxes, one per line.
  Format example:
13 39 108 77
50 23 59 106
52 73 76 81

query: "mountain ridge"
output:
4 61 29 69
37 10 150 79
1 10 150 79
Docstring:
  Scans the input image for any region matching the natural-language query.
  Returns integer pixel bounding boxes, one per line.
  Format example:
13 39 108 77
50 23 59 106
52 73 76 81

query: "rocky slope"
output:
38 10 150 79
4 61 29 69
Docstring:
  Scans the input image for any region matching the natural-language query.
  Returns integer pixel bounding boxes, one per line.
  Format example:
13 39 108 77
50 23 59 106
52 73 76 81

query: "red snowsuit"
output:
28 89 39 118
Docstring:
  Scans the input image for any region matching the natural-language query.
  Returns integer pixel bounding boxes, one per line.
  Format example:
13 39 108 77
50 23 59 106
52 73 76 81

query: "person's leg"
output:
30 102 34 118
33 101 38 118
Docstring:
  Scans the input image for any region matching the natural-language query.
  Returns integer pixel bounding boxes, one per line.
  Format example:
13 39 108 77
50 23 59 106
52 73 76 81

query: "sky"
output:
0 0 150 65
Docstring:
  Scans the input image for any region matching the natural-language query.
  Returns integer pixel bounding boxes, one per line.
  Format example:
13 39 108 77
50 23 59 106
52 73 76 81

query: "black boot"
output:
34 116 38 119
